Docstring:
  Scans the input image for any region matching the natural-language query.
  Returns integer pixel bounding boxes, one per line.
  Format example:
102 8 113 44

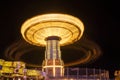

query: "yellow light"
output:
1 66 14 73
27 69 40 76
3 61 13 67
0 59 4 65
43 65 64 77
21 13 84 46
43 65 63 68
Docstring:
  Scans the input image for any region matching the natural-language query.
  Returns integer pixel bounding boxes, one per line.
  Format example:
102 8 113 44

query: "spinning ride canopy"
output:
21 13 84 46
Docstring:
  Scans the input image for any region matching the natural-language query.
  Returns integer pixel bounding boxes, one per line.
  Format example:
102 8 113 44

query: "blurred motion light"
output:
21 13 84 46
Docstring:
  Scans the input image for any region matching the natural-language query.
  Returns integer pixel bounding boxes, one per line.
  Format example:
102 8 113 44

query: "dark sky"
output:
0 0 119 79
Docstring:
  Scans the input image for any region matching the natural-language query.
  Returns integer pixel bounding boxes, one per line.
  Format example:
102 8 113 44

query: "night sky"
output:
0 0 119 79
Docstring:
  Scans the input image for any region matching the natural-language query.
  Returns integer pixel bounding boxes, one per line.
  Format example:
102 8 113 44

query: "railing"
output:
0 67 110 80
47 67 110 80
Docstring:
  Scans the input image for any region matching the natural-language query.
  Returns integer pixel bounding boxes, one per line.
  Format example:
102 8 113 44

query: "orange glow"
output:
20 13 84 77
21 13 84 46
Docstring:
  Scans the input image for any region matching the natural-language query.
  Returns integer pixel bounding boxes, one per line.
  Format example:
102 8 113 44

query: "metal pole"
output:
67 67 69 79
93 68 95 79
99 69 101 80
86 68 88 80
77 68 79 79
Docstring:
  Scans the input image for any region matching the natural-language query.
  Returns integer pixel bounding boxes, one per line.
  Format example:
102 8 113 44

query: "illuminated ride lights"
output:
0 59 110 80
4 13 102 78
4 38 101 67
20 13 84 77
0 59 43 80
21 13 84 46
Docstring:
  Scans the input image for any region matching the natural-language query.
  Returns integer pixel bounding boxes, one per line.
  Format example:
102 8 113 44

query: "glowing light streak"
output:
4 13 101 72
4 38 101 67
21 13 84 46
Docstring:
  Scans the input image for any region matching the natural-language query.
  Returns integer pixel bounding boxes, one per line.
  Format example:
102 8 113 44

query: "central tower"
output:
21 13 84 77
42 36 64 77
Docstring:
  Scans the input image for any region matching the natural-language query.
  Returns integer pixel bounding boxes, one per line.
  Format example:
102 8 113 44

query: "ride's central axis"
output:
21 13 84 46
